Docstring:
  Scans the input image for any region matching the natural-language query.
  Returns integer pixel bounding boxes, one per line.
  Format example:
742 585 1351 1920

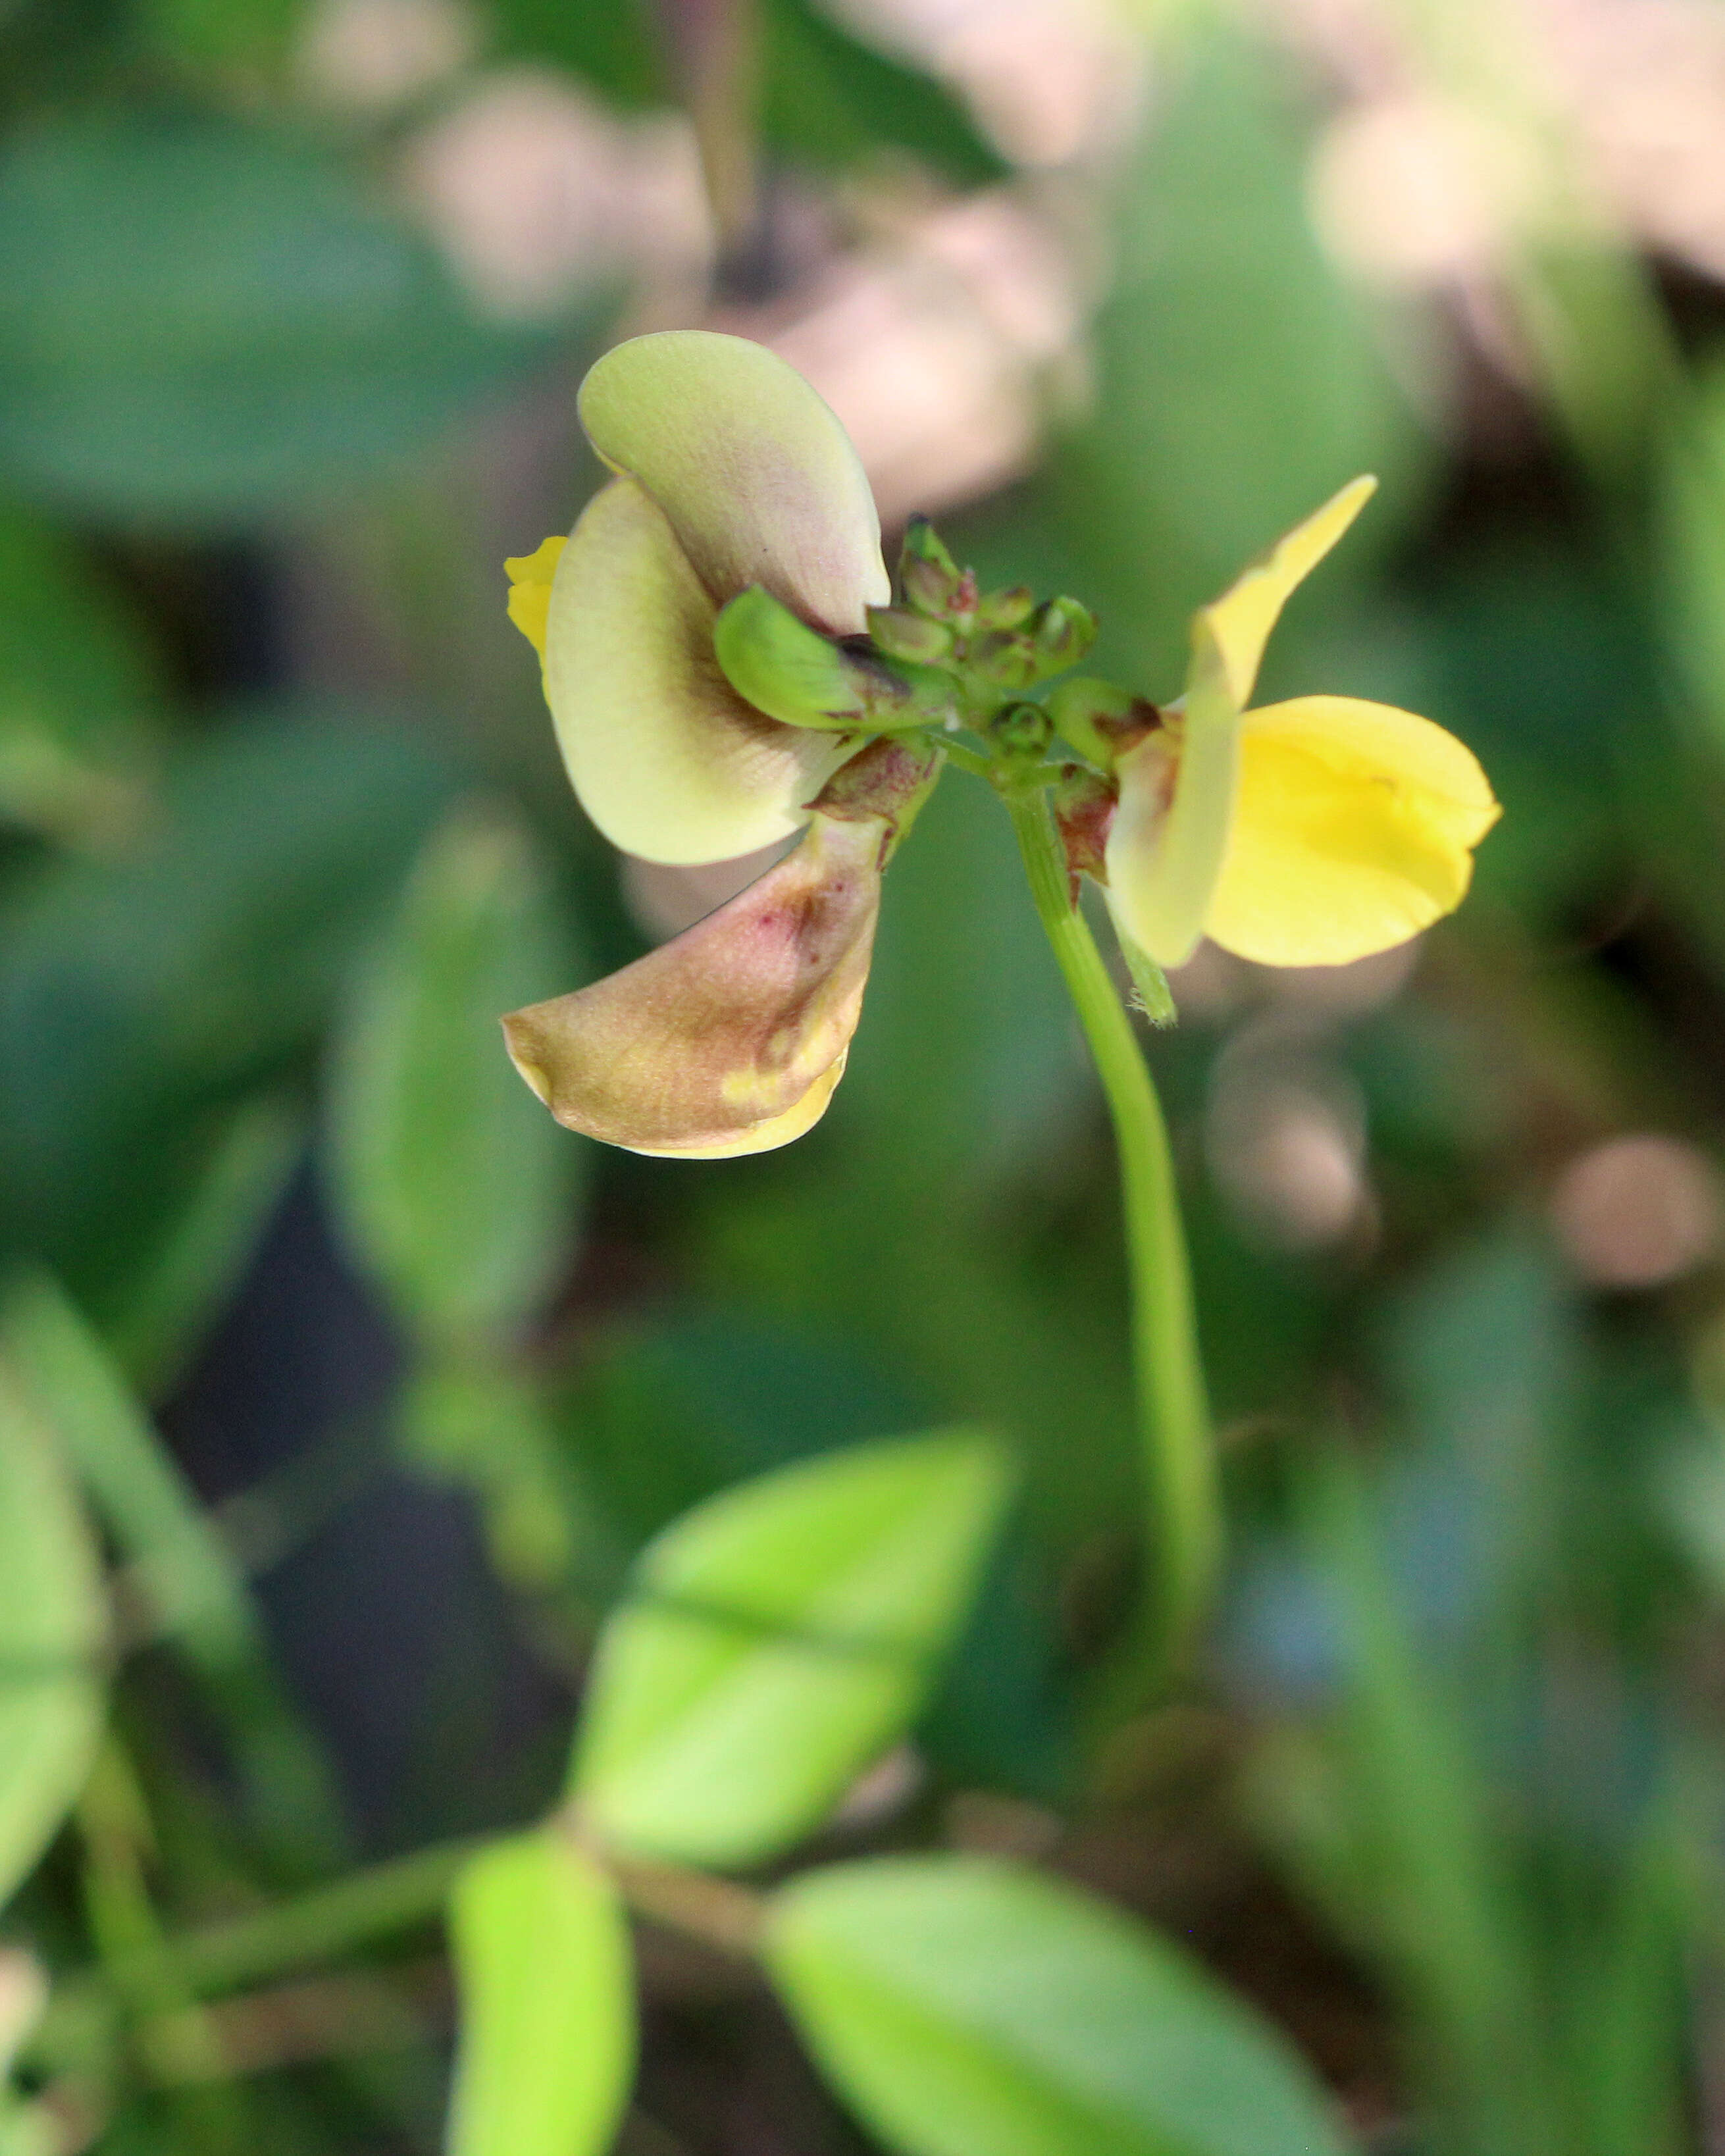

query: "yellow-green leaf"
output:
0 1358 105 1910
447 1832 635 2156
572 1432 1011 1868
767 1856 1351 2156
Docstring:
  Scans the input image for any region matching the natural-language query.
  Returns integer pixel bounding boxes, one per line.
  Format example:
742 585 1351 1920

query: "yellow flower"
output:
1104 478 1501 971
503 332 904 1158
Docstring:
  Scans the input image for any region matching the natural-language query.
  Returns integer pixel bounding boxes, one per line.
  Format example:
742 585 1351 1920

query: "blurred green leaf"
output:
490 0 1004 184
0 114 555 523
1286 1443 1547 2148
1 1271 348 1872
762 0 1008 189
446 1831 635 2156
1662 363 1725 751
490 0 664 106
0 709 453 1308
1056 36 1420 688
402 1356 588 1592
572 1430 1011 1867
0 506 164 844
767 1854 1351 2156
569 1308 934 1546
0 1349 105 1912
568 1312 1071 1801
140 0 305 71
327 802 586 1352
101 1093 302 1399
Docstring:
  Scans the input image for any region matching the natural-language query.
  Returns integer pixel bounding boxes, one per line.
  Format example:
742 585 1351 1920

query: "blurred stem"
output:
657 0 761 272
167 1840 476 1999
1002 783 1218 1718
76 1742 248 2153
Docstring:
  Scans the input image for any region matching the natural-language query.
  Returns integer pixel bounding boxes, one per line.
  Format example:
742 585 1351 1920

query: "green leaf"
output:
490 0 665 107
446 1832 635 2156
0 114 555 524
0 1273 348 1874
572 1431 1012 1868
767 1855 1351 2156
490 0 1005 185
327 803 586 1352
401 1356 588 1592
0 1350 105 1911
0 505 165 844
762 0 1009 190
101 1094 303 1399
0 710 453 1310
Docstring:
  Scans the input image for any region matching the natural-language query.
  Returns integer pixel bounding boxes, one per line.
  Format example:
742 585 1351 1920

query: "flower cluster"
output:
503 330 1499 1157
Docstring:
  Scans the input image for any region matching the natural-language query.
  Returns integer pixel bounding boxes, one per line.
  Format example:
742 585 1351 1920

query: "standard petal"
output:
1103 625 1239 969
544 477 856 865
578 332 890 634
1199 476 1377 709
504 535 565 659
501 813 883 1158
1203 695 1501 967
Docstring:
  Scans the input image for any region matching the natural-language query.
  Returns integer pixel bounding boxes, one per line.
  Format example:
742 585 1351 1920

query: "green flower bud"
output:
1033 596 1097 670
994 702 1053 757
971 630 1039 691
898 516 975 621
975 584 1036 630
1044 677 1158 771
715 585 934 732
867 604 955 666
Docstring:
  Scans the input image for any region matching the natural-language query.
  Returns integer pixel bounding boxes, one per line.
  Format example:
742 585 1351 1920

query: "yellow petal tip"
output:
504 535 566 659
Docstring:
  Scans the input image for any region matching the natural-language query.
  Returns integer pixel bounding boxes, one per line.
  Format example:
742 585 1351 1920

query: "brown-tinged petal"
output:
544 476 857 865
577 332 890 634
502 813 883 1158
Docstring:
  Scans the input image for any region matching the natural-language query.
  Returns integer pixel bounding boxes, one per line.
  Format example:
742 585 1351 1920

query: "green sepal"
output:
1044 677 1155 771
715 586 935 732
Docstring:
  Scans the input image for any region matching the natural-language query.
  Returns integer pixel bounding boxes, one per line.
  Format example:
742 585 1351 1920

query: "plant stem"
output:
1002 783 1220 1716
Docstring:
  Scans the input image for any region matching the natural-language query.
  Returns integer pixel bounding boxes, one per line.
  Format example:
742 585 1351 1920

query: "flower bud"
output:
898 517 974 621
867 605 954 667
715 585 934 732
970 630 1039 691
975 584 1035 631
994 702 1053 757
1032 596 1096 671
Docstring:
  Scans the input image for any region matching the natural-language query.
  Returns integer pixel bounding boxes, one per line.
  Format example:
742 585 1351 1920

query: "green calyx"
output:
714 586 951 732
1044 677 1158 771
716 524 1113 777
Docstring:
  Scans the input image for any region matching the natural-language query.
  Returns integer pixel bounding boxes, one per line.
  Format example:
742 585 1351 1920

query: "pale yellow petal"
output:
1199 476 1377 709
544 477 856 865
1102 624 1239 969
578 332 890 634
504 536 565 658
501 814 881 1158
652 1053 848 1160
1203 695 1501 967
